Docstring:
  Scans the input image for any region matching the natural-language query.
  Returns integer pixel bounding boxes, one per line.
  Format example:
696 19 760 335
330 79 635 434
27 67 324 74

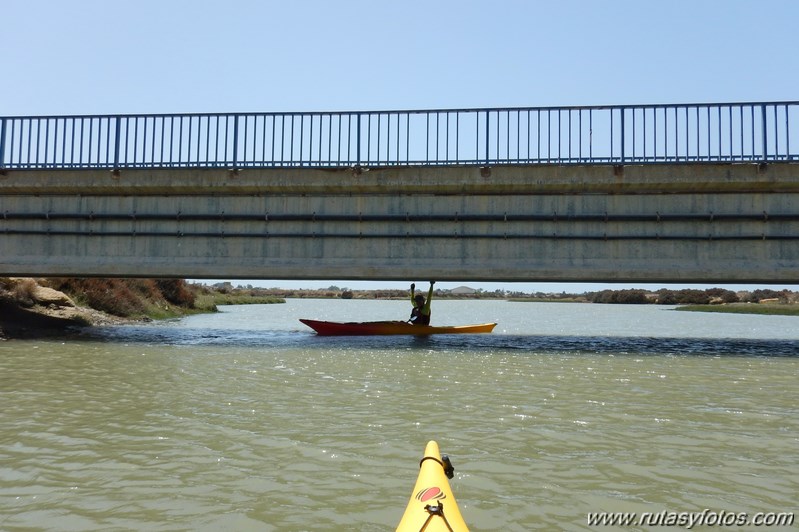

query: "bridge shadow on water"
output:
70 325 799 358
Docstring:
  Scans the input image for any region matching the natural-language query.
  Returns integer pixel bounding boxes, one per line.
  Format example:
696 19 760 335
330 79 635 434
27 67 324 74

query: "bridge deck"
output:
2 102 797 282
2 163 797 282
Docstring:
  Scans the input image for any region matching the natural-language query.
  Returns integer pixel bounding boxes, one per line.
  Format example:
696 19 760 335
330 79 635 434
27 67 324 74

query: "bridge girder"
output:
1 163 798 283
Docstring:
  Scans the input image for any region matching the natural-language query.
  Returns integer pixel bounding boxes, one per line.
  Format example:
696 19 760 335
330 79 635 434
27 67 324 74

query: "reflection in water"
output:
1 300 797 531
80 323 799 358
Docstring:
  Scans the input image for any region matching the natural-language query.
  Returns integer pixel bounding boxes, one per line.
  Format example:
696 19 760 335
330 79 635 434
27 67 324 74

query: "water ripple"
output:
77 324 799 358
2 301 797 530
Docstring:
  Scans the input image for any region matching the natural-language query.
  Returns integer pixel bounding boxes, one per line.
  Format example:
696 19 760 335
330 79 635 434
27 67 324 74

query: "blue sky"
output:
3 0 797 292
4 0 797 115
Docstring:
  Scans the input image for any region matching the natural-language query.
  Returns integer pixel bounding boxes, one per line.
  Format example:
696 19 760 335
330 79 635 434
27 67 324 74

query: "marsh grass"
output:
193 293 284 311
676 303 799 316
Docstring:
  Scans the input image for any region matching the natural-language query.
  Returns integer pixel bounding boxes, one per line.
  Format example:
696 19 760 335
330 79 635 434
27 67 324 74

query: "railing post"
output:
485 110 490 165
233 114 239 168
0 117 6 169
357 113 361 166
620 107 626 164
761 104 768 162
113 116 121 168
792 103 796 160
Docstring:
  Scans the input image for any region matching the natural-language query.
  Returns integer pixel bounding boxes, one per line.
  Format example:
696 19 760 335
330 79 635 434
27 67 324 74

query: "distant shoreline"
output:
3 279 798 339
674 303 799 316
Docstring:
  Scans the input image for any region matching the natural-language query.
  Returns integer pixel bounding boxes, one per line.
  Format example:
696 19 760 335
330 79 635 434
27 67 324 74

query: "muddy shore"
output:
0 279 142 340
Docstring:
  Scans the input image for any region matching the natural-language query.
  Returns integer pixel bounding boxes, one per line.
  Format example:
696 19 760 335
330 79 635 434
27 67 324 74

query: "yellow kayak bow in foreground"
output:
396 441 469 532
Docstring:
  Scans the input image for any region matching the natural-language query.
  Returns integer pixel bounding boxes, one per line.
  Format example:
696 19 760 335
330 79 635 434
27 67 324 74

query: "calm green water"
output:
1 300 797 531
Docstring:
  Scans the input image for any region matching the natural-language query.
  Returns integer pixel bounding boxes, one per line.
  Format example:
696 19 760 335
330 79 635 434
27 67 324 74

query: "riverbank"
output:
0 278 285 340
0 278 131 339
676 303 799 316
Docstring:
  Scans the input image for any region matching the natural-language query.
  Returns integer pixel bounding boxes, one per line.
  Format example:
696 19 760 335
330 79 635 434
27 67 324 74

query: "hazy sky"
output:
3 0 797 291
4 0 797 115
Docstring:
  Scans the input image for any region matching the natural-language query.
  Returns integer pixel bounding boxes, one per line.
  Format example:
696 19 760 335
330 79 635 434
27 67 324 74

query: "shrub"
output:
746 288 790 303
11 278 38 308
155 279 195 308
705 287 739 303
48 278 147 317
589 289 649 304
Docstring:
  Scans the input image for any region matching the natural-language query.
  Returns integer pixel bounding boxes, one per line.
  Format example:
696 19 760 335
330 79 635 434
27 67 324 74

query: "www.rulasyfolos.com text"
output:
587 509 794 528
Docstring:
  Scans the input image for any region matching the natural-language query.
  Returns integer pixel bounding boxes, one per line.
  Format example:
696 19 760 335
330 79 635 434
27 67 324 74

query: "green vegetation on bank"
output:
676 304 799 316
586 287 744 305
8 278 286 321
46 278 199 319
508 297 587 303
192 291 285 310
0 278 288 338
509 287 799 316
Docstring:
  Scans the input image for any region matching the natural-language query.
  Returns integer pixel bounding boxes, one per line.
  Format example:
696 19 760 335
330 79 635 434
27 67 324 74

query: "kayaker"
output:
409 281 435 325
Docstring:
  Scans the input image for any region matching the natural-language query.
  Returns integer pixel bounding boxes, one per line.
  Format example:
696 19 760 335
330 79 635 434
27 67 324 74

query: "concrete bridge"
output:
1 102 797 283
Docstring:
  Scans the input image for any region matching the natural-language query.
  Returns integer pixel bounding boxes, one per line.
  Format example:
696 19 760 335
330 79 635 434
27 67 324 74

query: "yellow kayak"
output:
396 441 469 532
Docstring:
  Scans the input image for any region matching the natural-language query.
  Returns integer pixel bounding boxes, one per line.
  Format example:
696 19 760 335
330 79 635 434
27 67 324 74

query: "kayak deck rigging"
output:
396 440 469 531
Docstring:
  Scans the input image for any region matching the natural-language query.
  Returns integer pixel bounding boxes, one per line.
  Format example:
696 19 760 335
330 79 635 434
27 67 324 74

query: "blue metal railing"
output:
1 102 797 169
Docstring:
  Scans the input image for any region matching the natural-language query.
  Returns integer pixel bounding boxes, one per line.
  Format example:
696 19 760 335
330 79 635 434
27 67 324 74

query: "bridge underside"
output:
1 163 798 283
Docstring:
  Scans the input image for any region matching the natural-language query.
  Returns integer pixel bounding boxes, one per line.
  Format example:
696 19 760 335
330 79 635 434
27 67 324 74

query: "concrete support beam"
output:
1 163 797 282
1 162 799 196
